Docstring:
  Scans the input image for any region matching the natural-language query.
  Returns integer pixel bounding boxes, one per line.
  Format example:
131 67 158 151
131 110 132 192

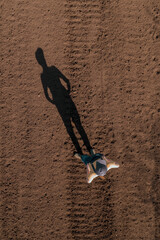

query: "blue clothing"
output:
81 153 103 165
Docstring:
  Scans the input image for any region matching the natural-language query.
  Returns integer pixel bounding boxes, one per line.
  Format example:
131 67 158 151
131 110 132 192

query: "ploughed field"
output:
1 0 160 239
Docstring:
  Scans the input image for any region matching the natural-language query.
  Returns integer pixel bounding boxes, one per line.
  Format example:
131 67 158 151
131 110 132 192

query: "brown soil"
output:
1 0 160 239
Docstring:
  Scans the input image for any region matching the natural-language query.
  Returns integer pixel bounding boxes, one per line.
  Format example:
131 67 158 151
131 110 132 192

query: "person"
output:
74 149 119 183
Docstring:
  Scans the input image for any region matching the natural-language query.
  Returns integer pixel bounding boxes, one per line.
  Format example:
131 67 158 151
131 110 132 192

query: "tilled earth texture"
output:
1 0 160 240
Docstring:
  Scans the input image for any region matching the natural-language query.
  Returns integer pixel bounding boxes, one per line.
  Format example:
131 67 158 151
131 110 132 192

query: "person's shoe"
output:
74 153 81 159
90 149 95 156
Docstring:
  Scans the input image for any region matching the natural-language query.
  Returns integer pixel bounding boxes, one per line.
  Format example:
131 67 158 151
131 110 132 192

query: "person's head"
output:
92 159 108 176
35 48 47 69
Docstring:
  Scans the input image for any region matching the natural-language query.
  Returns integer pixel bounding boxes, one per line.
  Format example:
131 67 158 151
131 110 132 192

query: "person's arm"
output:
88 173 98 183
99 176 105 180
103 156 120 170
86 163 98 183
107 162 120 170
102 155 113 164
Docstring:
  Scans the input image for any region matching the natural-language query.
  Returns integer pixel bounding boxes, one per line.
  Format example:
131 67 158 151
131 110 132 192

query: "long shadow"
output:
35 48 92 154
151 121 160 240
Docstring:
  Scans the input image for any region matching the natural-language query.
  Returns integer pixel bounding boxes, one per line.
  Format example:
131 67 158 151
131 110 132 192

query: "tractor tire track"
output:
64 1 115 239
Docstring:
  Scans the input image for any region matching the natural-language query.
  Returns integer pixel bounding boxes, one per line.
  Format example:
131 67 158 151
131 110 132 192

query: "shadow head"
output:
35 48 47 68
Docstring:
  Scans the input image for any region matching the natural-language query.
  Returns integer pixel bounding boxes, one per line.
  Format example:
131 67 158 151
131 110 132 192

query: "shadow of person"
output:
35 48 92 155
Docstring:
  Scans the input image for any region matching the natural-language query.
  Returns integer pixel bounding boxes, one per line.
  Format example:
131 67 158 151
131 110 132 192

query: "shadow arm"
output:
41 77 55 104
58 70 71 93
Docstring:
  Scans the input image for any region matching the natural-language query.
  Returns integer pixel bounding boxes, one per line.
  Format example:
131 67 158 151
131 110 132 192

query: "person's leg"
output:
81 155 92 165
90 149 96 156
75 153 92 165
74 153 81 159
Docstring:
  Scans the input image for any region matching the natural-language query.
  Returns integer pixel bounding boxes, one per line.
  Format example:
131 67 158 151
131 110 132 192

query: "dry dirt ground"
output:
1 0 160 240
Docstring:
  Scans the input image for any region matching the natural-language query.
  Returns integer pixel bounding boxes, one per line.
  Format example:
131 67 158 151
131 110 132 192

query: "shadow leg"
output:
64 119 82 154
72 115 92 153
